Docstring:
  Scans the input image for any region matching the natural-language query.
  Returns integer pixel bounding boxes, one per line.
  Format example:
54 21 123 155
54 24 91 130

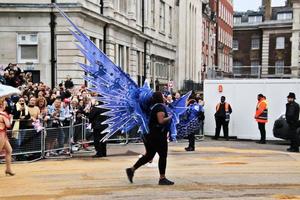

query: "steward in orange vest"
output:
255 94 268 144
214 96 232 140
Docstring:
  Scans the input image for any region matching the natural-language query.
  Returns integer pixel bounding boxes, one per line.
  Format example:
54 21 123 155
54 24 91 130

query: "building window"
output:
17 33 38 63
277 12 292 20
151 0 155 28
100 0 104 14
137 51 145 86
251 38 260 49
99 39 103 50
119 0 127 14
251 60 260 75
251 61 260 66
126 47 130 73
248 15 262 23
118 45 124 70
233 61 242 74
168 6 172 37
233 61 242 66
276 37 285 49
233 39 239 50
159 0 165 32
155 62 168 79
275 60 284 74
136 0 142 25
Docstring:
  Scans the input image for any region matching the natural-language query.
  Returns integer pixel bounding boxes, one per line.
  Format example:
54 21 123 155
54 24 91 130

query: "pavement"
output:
0 138 300 200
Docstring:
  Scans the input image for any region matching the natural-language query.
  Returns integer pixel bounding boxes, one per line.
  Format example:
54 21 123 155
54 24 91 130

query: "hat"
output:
287 92 296 99
63 98 71 103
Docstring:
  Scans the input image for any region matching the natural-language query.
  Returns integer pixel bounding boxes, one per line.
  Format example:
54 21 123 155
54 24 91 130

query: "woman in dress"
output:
0 97 14 176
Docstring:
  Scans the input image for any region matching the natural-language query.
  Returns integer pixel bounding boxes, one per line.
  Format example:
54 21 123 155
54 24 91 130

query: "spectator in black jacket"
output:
286 92 300 152
89 100 108 157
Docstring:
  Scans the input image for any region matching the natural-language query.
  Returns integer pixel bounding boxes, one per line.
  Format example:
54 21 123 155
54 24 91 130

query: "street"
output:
0 139 300 200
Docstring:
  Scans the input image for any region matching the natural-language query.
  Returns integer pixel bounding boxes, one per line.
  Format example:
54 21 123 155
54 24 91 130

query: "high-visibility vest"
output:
216 103 231 121
256 100 268 121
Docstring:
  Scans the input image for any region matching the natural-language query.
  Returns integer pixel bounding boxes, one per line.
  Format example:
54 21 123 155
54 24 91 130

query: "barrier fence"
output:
0 117 204 162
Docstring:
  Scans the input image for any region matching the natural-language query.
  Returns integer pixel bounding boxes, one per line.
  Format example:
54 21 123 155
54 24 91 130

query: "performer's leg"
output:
126 138 156 183
156 139 174 185
133 143 156 170
4 140 13 174
0 134 5 151
187 131 195 149
157 140 168 178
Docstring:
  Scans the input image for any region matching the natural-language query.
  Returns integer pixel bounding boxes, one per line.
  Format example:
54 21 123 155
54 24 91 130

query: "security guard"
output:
213 96 232 140
255 94 268 144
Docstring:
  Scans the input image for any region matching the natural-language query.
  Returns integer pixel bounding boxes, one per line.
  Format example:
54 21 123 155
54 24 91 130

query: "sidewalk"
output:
0 139 300 200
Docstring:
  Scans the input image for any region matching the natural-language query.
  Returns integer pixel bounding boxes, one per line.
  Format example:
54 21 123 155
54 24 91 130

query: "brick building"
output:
233 0 295 78
216 0 233 77
202 0 233 80
202 0 216 80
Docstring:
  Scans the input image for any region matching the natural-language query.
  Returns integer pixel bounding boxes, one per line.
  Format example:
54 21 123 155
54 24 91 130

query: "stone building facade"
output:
291 0 300 77
0 0 202 90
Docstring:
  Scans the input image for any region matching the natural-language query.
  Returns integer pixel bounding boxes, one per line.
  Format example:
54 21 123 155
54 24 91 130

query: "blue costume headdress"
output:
54 4 191 141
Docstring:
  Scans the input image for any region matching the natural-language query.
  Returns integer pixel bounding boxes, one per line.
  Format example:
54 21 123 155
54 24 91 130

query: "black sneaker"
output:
126 168 134 183
158 178 174 185
92 154 104 158
185 147 195 151
287 148 299 153
256 141 266 144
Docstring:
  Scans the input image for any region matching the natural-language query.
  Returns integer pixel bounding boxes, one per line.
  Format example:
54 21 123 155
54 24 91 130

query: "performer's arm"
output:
2 115 11 128
157 112 172 125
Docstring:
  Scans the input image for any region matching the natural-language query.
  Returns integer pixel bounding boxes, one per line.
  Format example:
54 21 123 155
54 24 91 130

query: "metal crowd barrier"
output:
7 128 43 162
0 117 205 163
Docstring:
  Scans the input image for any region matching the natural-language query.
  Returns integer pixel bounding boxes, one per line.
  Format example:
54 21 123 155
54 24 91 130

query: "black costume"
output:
89 105 108 157
286 100 300 152
133 104 168 174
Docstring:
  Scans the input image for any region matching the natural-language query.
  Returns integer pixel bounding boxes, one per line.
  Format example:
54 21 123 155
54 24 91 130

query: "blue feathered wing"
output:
55 4 192 141
54 4 152 141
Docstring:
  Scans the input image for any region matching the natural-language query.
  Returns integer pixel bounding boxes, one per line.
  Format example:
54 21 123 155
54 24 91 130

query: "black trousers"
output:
134 135 168 175
188 132 195 149
93 129 107 156
215 117 229 139
258 122 266 142
188 129 200 149
288 125 299 150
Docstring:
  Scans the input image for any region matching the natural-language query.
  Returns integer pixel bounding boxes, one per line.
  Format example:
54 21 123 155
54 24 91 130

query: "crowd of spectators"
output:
0 63 204 160
0 63 95 159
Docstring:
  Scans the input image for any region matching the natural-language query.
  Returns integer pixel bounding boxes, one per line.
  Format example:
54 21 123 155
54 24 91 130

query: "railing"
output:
0 117 205 162
232 66 294 79
204 65 298 80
